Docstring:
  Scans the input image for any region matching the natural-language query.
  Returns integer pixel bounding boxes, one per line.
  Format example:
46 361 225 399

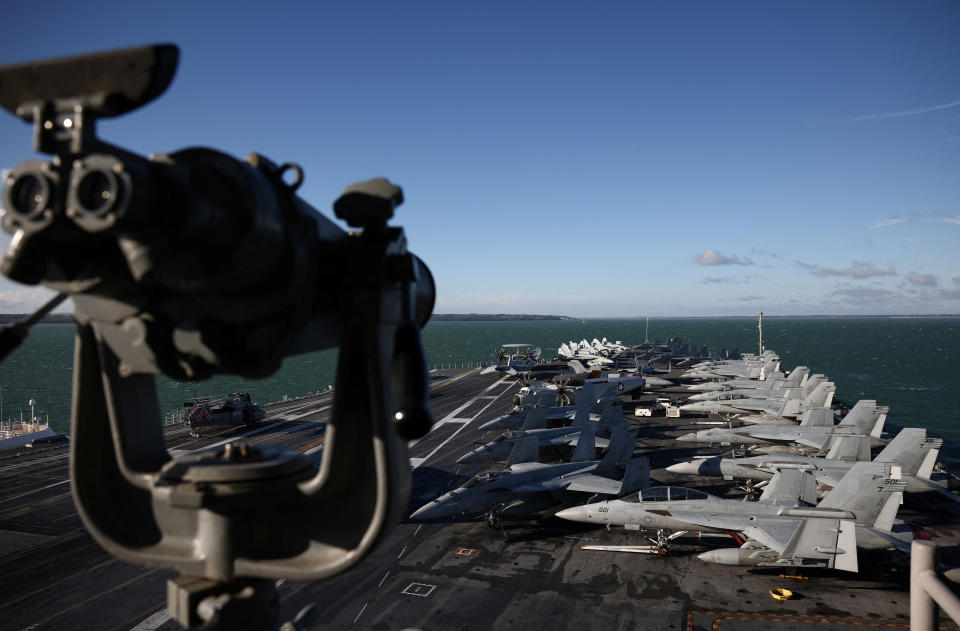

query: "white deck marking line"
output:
0 453 69 472
413 382 517 467
273 405 332 422
350 523 424 629
432 419 469 427
410 376 515 448
352 602 368 625
0 478 70 505
129 609 169 631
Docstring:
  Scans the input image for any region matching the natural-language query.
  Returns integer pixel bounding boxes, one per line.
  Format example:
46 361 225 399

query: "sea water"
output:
1 317 957 462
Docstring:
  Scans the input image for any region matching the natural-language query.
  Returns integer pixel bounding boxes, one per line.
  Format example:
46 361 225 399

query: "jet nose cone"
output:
665 461 700 475
410 503 433 519
675 433 701 443
696 549 722 564
555 505 592 523
456 451 478 465
411 499 449 520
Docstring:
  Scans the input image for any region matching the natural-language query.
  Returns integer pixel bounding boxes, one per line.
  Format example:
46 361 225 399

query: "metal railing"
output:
911 540 960 630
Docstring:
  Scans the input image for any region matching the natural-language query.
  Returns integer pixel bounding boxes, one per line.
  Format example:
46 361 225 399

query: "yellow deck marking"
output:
298 437 325 452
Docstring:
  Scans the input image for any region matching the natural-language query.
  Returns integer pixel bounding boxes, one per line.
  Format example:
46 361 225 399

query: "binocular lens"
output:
75 170 114 213
11 174 48 218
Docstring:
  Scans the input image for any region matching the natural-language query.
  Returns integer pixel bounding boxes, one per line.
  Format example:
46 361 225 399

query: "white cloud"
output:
872 217 905 229
701 277 739 284
829 286 897 304
695 250 754 266
797 260 897 279
906 272 939 287
847 99 960 123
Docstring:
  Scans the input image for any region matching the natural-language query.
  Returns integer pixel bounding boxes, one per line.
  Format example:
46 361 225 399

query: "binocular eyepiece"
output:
3 153 137 236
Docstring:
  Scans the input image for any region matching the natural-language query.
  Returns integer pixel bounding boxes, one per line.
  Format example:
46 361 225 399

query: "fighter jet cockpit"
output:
462 470 511 488
620 486 710 503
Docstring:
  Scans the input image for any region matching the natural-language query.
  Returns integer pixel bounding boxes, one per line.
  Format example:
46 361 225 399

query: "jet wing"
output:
564 474 623 494
758 469 817 506
513 474 622 495
664 513 800 554
741 428 829 450
558 435 610 449
782 518 858 571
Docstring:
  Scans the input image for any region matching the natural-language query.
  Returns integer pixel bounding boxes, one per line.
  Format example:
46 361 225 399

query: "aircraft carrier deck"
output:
2 366 960 630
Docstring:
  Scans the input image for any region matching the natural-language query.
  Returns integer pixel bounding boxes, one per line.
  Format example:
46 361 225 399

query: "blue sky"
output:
0 1 958 317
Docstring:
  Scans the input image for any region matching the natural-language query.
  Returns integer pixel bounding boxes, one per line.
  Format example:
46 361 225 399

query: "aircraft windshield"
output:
462 470 509 489
640 487 669 502
668 487 708 501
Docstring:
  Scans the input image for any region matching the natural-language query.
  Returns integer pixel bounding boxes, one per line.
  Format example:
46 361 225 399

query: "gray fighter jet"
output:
479 382 602 432
457 393 623 465
410 424 648 524
675 399 886 450
684 367 815 400
667 427 948 495
557 462 908 572
684 365 809 393
679 379 835 417
683 350 780 380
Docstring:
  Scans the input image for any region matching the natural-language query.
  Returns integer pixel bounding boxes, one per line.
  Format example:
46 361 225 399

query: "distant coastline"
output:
0 313 74 324
0 312 956 325
431 314 573 321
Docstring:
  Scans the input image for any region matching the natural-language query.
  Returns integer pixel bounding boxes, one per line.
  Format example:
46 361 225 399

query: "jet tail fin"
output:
570 382 595 429
506 436 540 466
521 407 547 431
597 400 623 431
618 457 650 495
820 462 907 527
869 413 886 438
568 360 588 375
872 484 904 532
874 428 940 476
570 424 596 462
915 438 943 480
784 366 808 388
802 382 834 407
838 400 888 435
599 425 638 466
798 407 834 427
825 434 871 462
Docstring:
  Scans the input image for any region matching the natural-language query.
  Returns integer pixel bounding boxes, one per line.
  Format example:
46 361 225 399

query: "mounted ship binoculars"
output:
0 44 435 628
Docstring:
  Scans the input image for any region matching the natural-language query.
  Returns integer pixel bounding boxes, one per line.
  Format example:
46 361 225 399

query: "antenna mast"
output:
758 312 764 355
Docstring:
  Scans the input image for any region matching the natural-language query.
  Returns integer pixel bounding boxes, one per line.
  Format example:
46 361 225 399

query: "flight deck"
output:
1 367 959 630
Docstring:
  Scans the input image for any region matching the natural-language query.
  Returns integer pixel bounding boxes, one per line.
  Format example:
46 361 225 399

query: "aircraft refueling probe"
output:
0 44 435 630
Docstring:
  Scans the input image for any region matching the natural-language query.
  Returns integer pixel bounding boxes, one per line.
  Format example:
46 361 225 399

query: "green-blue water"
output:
1 318 957 463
